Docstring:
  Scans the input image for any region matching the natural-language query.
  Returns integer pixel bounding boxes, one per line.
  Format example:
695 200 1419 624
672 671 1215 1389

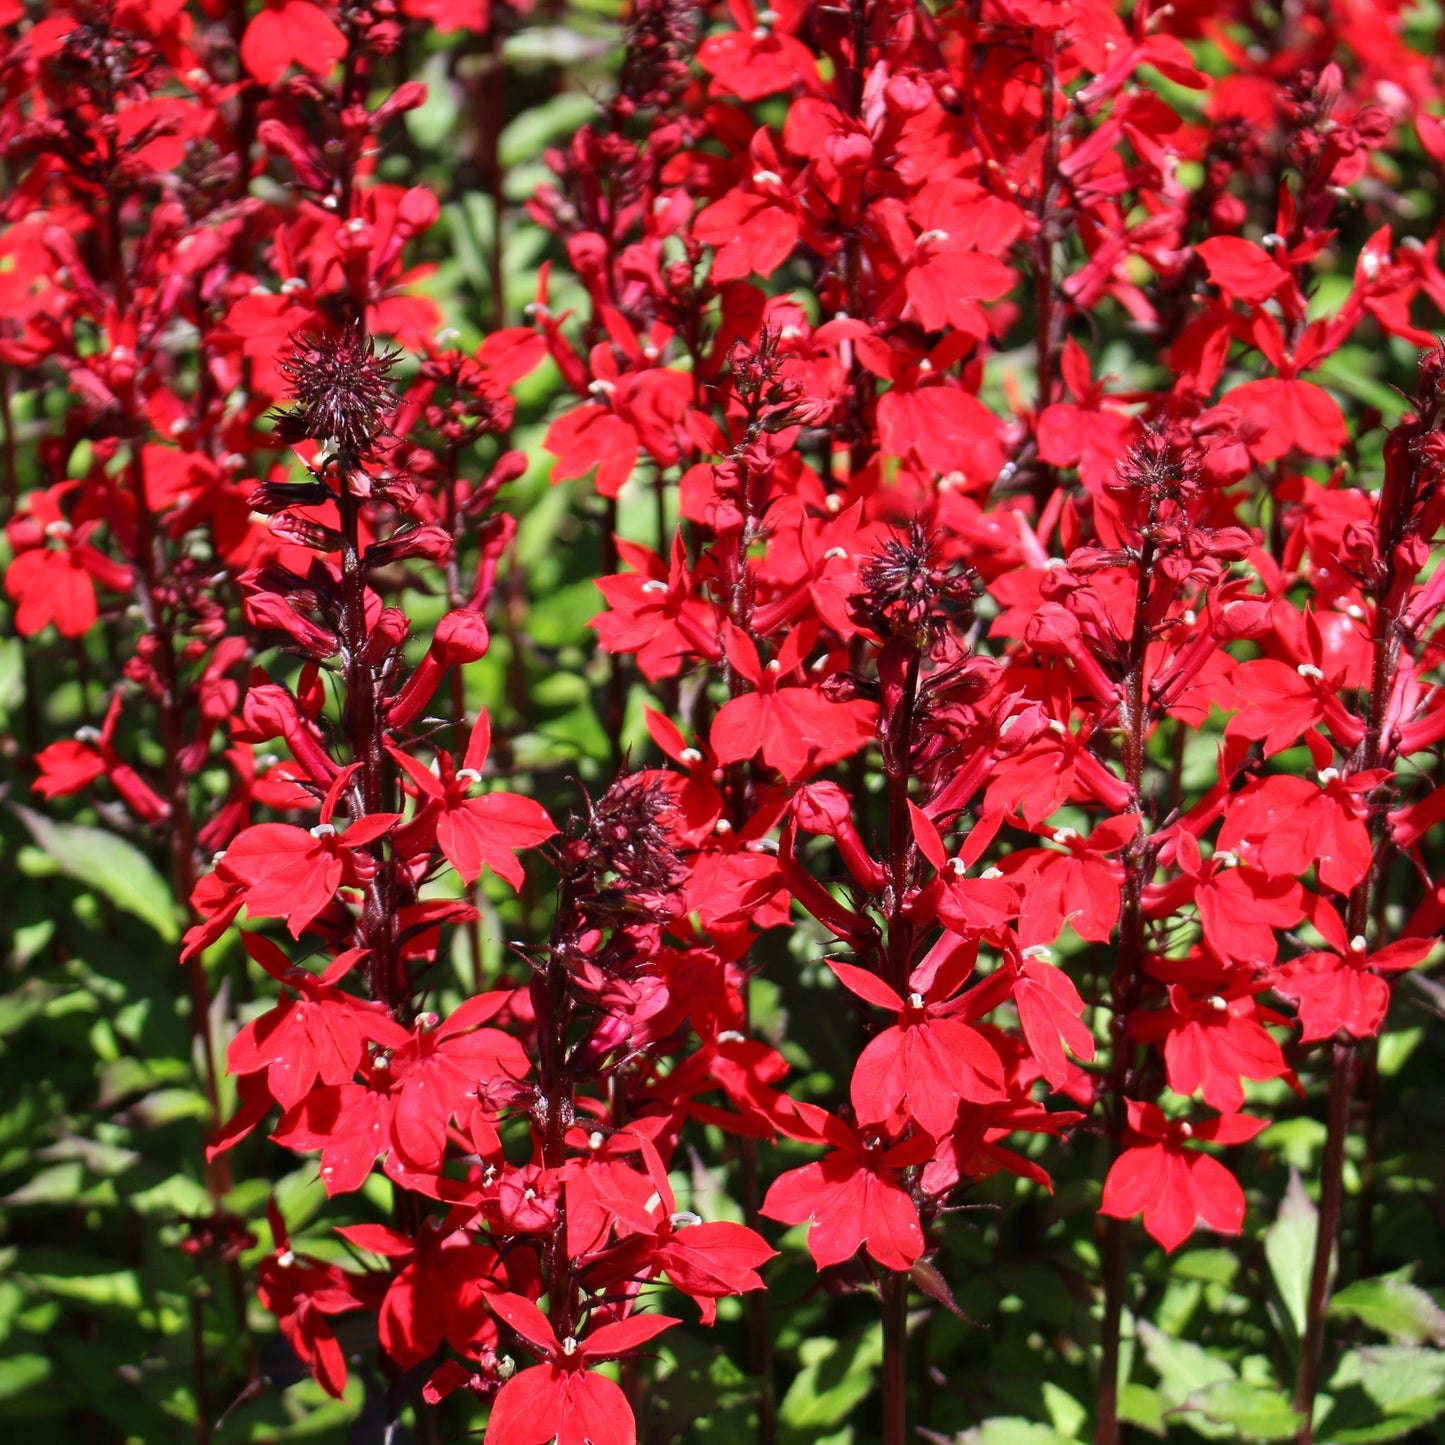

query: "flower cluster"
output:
3 1 1443 1444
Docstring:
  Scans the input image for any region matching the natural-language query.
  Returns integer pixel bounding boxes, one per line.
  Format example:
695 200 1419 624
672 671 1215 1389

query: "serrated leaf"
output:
1181 1380 1302 1440
1355 1347 1445 1414
1139 1320 1235 1404
10 806 179 941
1330 1275 1445 1346
1266 1170 1318 1340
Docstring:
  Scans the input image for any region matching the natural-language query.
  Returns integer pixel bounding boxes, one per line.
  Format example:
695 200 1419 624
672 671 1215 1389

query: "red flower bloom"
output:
485 1294 678 1445
1099 1104 1267 1253
762 1102 932 1271
241 0 347 86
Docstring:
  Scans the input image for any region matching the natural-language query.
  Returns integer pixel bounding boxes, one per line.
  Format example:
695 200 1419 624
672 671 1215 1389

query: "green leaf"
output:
1257 1117 1327 1173
502 28 613 71
0 1163 84 1207
1323 1347 1445 1441
1139 1320 1236 1404
404 52 460 150
527 577 604 648
0 1352 49 1401
956 1420 1082 1445
1181 1380 1303 1440
499 90 603 167
1329 1275 1445 1346
1174 1250 1242 1287
0 981 61 1041
1354 1347 1445 1414
1374 1028 1424 1077
1266 1170 1318 1340
778 1328 881 1436
19 1266 142 1313
10 806 179 941
1117 1383 1167 1436
1042 1382 1087 1440
0 637 24 726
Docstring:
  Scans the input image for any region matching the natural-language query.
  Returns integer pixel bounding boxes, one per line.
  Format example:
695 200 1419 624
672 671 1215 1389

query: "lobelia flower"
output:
1099 1104 1268 1253
484 1294 679 1445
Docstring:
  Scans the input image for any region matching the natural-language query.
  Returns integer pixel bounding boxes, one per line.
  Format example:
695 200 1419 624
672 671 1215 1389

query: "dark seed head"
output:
852 519 980 646
273 326 401 460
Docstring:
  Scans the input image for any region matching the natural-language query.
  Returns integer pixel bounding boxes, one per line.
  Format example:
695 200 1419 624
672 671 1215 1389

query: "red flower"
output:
218 798 399 938
709 623 876 782
225 934 409 1114
761 1102 932 1271
591 534 723 680
256 1202 384 1398
4 484 133 638
1099 1104 1267 1253
241 0 347 86
1216 772 1374 895
335 1218 499 1370
485 1294 677 1445
828 945 1008 1139
391 711 557 888
1273 904 1432 1042
1130 983 1293 1113
272 991 530 1190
